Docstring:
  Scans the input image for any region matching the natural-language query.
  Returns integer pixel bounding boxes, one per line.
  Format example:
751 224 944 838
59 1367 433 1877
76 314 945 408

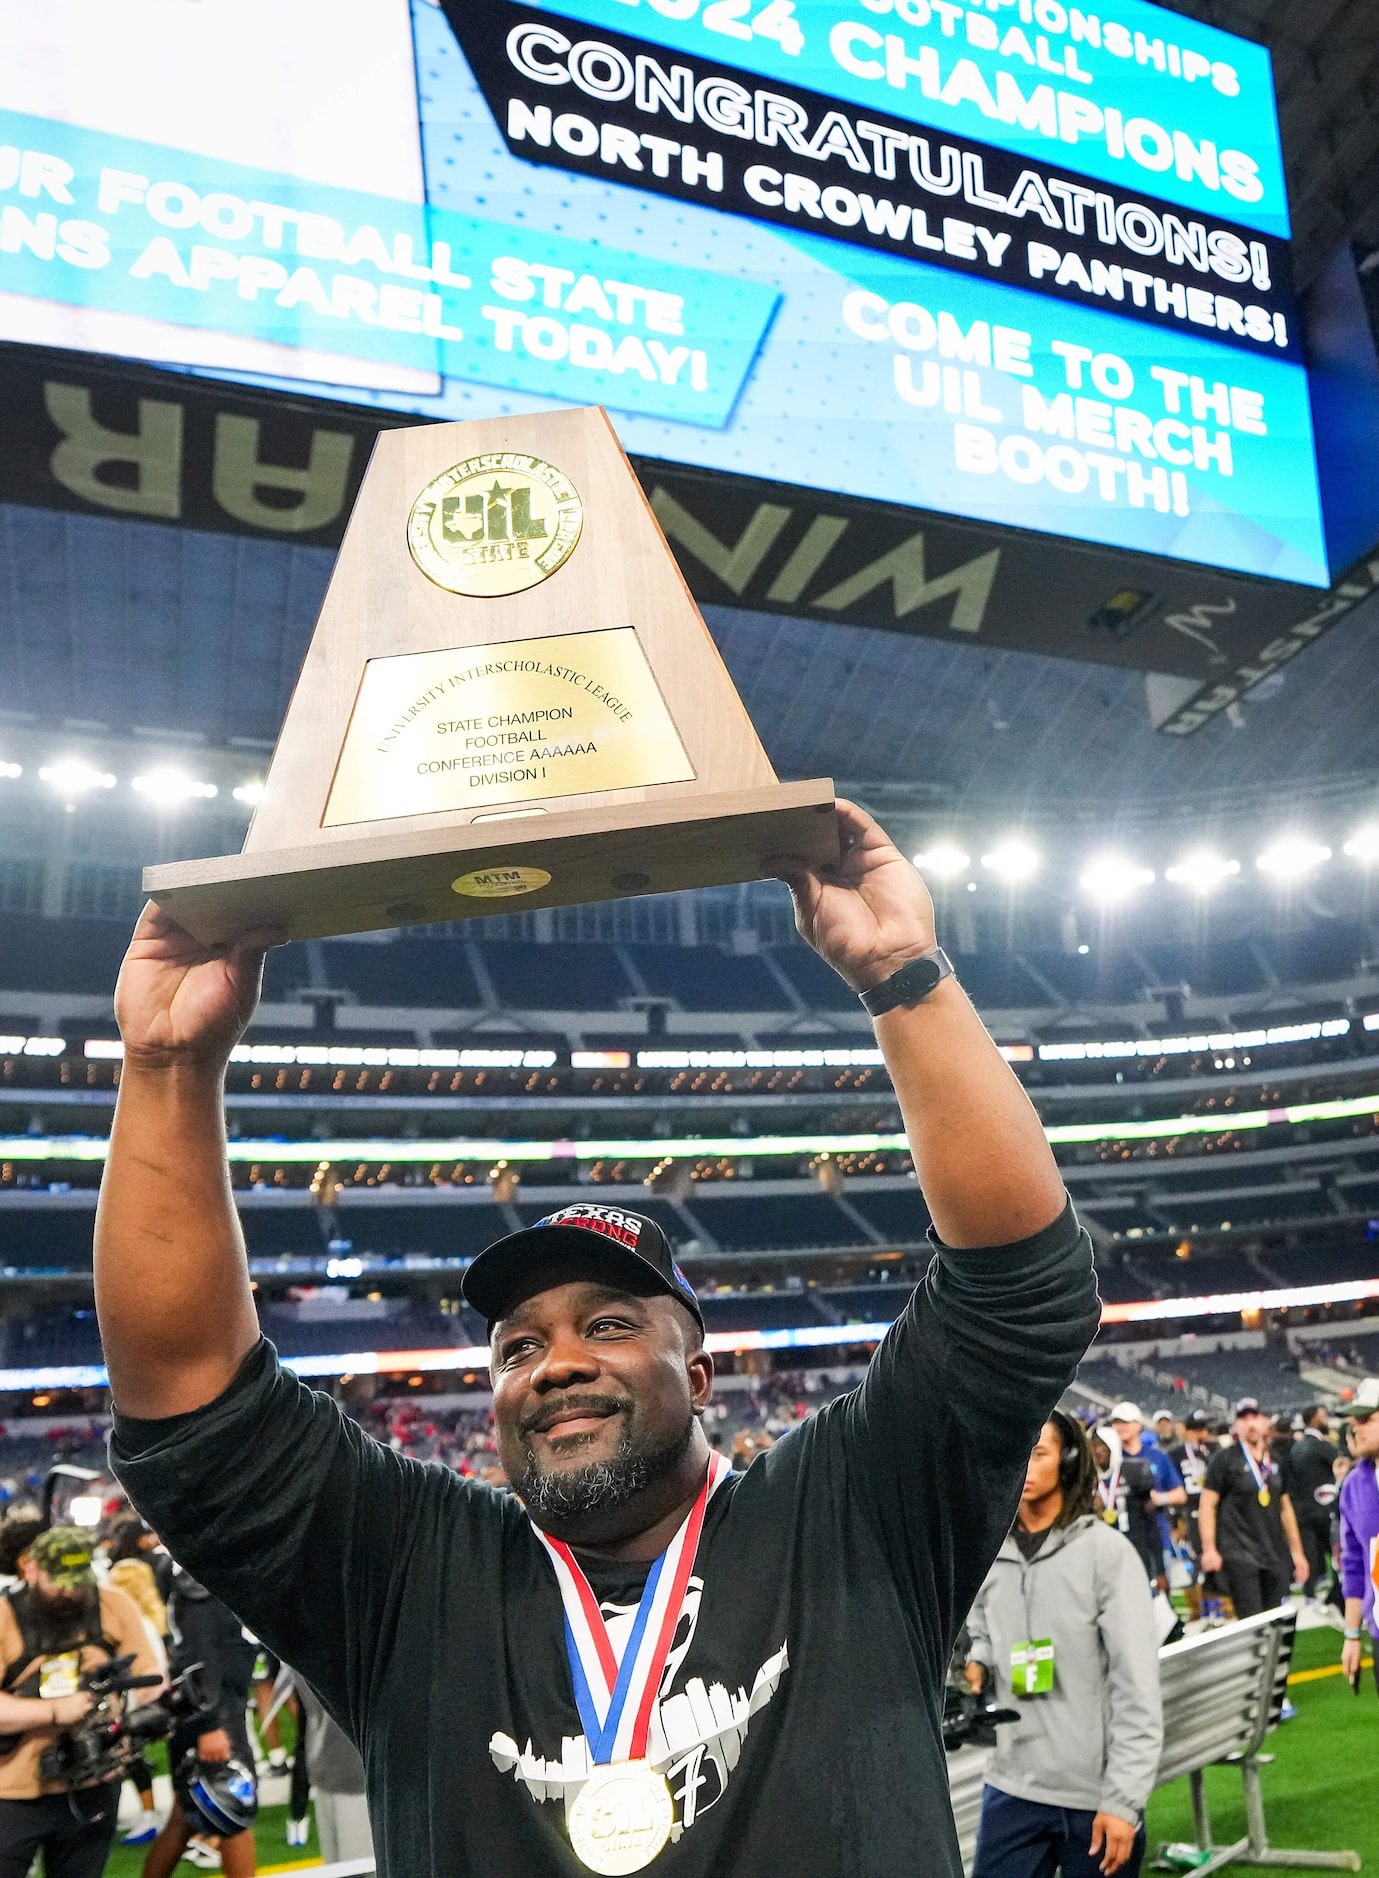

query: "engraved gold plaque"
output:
407 452 583 597
322 627 696 827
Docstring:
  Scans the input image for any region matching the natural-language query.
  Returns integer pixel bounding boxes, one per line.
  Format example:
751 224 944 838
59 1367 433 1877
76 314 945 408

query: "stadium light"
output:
0 761 20 780
1079 855 1154 901
132 767 218 807
38 759 115 799
233 780 266 806
1256 836 1331 879
1343 826 1379 864
1165 851 1241 892
981 839 1039 882
913 842 970 877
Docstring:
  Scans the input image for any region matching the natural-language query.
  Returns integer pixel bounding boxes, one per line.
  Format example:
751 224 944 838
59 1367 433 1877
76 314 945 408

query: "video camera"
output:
38 1655 212 1791
941 1653 1022 1754
941 1683 1023 1752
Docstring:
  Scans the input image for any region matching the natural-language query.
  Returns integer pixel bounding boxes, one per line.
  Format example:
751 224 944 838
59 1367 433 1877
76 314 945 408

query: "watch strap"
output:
858 947 955 1017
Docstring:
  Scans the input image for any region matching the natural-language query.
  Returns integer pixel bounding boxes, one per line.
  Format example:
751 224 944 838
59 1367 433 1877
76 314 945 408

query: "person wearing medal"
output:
94 799 1100 1878
1199 1398 1309 1620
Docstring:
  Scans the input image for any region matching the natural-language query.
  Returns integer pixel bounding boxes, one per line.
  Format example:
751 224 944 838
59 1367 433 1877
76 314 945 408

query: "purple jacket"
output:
1339 1457 1379 1638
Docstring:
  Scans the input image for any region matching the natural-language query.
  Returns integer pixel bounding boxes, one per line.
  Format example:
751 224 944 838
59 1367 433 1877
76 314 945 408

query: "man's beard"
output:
512 1411 696 1525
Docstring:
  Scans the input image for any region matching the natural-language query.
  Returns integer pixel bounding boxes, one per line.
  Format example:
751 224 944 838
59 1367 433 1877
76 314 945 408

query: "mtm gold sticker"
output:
451 866 552 899
407 452 583 597
322 627 695 827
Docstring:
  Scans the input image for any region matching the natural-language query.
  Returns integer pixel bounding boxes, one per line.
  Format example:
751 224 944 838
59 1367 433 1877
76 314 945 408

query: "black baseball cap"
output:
1184 1409 1211 1431
461 1204 704 1333
1233 1396 1267 1419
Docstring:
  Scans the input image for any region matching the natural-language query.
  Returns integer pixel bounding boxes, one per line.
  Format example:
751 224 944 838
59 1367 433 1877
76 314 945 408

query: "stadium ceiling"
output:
1169 0 1379 293
3 0 1379 825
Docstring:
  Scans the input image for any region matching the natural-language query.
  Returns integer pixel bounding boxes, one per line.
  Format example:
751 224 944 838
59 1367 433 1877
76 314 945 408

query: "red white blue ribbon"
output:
1239 1440 1272 1497
532 1450 733 1765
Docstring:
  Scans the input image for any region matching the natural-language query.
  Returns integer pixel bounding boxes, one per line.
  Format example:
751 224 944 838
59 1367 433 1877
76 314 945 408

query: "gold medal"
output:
568 1761 674 1875
1102 1508 1119 1525
1258 1488 1270 1507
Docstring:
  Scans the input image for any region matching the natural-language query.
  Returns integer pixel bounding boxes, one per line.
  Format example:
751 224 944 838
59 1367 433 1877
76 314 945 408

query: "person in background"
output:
1338 1380 1379 1692
1163 1411 1215 1618
0 1520 44 1595
295 1684 373 1866
104 1517 167 1639
1107 1404 1186 1586
967 1412 1162 1878
103 1515 169 1848
1199 1398 1309 1618
1153 1412 1177 1454
0 1528 159 1878
1284 1406 1338 1603
142 1567 258 1878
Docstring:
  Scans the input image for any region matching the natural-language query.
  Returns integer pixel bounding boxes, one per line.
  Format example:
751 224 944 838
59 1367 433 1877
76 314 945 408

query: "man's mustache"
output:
520 1392 632 1438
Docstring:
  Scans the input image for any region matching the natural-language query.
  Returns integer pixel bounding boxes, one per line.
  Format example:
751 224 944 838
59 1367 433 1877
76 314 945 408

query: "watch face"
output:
901 957 942 995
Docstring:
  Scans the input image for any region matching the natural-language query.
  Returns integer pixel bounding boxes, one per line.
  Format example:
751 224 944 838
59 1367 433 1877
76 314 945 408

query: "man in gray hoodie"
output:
966 1410 1163 1878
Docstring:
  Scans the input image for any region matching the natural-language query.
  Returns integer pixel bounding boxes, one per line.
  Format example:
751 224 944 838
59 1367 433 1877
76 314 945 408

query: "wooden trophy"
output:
144 406 838 943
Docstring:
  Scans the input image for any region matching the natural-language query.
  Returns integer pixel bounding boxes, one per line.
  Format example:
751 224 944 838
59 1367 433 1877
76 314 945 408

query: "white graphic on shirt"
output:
489 1575 789 1839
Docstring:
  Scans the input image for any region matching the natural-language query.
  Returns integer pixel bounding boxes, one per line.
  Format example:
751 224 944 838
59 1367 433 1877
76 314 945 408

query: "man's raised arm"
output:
777 800 1065 1248
95 906 280 1418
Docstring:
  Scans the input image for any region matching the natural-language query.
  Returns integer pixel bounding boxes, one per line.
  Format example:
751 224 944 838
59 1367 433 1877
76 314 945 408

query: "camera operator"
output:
966 1412 1162 1878
142 1566 258 1878
0 1526 159 1878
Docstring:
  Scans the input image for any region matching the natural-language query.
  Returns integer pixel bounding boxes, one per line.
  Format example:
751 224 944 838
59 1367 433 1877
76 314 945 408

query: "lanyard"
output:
1239 1440 1271 1496
532 1451 732 1766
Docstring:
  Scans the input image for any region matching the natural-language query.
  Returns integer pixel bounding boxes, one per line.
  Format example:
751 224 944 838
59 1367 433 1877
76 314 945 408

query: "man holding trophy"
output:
97 795 1098 1877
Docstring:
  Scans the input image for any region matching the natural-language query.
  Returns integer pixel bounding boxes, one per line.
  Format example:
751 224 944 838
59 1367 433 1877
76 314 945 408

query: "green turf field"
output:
1147 1622 1375 1869
99 1799 320 1878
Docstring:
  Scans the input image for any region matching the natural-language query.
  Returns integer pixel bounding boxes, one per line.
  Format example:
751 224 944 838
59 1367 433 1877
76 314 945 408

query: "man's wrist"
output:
119 1047 232 1086
858 947 955 1015
1344 1627 1365 1639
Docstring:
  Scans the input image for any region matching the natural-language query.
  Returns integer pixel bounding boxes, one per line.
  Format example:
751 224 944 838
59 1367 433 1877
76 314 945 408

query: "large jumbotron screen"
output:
0 0 1324 586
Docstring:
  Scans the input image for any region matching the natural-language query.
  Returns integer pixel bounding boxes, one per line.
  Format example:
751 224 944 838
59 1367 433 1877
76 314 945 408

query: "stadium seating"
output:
481 942 632 1011
0 1210 97 1273
335 1203 513 1263
624 944 793 1013
320 937 483 1008
767 945 858 1013
698 1293 826 1332
817 1283 913 1325
841 1189 931 1243
3 916 129 997
687 1193 867 1250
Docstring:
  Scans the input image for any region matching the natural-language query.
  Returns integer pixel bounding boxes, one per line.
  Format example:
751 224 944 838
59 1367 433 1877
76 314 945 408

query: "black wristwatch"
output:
858 947 955 1017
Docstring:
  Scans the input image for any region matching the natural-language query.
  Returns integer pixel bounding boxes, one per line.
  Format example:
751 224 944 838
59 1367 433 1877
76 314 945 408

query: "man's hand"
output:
1291 1550 1310 1587
1088 1813 1137 1875
772 799 936 992
1200 1545 1223 1575
963 1662 985 1695
115 903 281 1071
197 1727 233 1762
96 906 276 1418
49 1692 95 1728
1341 1636 1364 1689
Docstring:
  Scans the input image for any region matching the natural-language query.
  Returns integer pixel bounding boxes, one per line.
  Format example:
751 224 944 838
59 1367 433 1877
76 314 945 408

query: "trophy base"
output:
143 780 838 945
